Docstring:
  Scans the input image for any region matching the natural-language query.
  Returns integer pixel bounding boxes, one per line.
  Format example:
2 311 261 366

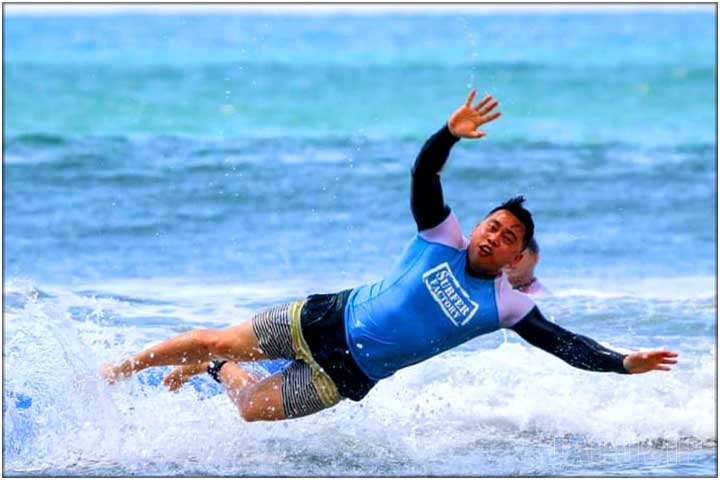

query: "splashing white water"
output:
3 279 716 475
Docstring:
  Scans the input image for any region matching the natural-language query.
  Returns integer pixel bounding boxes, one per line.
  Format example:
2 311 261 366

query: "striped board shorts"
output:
251 300 343 418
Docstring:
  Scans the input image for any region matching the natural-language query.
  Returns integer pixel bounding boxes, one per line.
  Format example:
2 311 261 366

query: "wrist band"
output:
207 360 227 383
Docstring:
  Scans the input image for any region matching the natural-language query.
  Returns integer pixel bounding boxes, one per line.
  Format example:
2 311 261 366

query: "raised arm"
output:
411 90 501 231
510 307 679 374
410 124 459 230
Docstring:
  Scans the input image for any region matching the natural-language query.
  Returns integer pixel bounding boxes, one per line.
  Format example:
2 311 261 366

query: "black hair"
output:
487 195 534 250
527 237 539 254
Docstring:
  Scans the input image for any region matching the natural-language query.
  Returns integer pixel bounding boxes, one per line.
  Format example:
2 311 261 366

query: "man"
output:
103 91 678 422
505 238 552 295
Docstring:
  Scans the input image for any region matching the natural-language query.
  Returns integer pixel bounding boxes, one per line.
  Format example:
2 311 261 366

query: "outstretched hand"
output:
447 90 502 139
622 350 678 374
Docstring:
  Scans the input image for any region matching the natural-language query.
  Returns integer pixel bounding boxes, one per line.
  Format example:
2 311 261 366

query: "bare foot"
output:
101 363 120 384
101 360 132 384
163 362 208 391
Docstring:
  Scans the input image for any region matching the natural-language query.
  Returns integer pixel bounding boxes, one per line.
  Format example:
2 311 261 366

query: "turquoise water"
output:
3 8 717 476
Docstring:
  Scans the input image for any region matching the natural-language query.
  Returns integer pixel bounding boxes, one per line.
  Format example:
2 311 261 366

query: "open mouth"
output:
478 245 493 256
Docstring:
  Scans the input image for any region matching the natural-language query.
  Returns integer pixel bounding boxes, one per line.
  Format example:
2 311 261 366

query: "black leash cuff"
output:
207 360 228 383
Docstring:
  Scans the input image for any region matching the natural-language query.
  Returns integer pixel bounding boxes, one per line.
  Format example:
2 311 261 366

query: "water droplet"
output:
356 342 363 349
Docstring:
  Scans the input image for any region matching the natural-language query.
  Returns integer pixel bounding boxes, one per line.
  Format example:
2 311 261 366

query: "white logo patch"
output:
422 262 479 326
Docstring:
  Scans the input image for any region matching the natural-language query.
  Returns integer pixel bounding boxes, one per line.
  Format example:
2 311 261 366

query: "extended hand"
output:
163 362 208 391
447 90 502 139
622 350 678 374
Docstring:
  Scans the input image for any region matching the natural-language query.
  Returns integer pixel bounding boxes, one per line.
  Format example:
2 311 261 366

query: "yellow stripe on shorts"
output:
288 299 342 407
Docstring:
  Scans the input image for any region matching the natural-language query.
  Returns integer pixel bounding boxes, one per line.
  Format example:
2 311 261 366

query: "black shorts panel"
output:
300 289 376 401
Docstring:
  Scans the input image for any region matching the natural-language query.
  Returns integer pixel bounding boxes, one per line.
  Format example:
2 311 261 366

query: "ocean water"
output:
3 7 717 476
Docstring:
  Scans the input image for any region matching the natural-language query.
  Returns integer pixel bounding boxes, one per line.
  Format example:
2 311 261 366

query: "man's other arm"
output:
511 307 678 374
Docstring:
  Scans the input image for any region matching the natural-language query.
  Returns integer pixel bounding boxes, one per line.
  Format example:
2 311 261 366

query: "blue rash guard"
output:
346 235 504 380
299 124 628 402
343 203 538 381
342 124 536 381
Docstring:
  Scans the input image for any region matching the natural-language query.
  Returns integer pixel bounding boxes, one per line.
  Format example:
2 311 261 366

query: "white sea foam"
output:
371 343 716 444
3 279 716 475
545 275 715 301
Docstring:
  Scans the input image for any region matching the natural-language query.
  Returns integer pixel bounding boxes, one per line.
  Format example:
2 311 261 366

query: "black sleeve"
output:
410 124 461 231
510 307 629 374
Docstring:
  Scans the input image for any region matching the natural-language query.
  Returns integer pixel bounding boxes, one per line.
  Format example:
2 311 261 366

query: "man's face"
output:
467 210 526 275
504 248 539 285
